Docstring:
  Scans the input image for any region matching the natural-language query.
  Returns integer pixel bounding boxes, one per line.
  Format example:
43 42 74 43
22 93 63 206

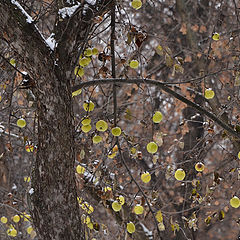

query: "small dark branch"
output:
111 1 117 126
233 0 240 24
0 53 26 76
116 139 163 239
72 78 240 140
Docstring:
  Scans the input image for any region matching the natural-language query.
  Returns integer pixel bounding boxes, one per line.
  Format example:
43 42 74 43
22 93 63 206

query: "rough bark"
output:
0 1 83 239
0 1 111 239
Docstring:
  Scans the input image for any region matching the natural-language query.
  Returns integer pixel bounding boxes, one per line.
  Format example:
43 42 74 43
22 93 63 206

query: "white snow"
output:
46 34 57 50
86 0 96 5
0 124 4 135
29 188 34 195
58 3 81 19
139 222 153 239
11 0 33 23
11 0 57 51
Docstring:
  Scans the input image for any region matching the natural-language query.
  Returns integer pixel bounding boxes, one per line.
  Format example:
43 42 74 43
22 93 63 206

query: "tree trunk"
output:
0 1 83 239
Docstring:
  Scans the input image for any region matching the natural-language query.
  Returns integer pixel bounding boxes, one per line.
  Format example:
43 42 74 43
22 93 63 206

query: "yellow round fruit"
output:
7 227 17 237
1 216 8 223
131 0 142 10
134 205 144 214
195 162 205 172
92 48 99 55
129 60 139 69
81 124 91 133
111 127 121 136
147 142 158 154
74 67 84 77
212 32 220 41
27 226 33 235
152 111 163 123
174 168 186 181
117 195 125 205
127 222 135 234
17 118 26 128
92 135 102 144
72 88 82 97
79 57 91 67
81 118 91 126
230 196 240 208
87 222 93 229
12 215 20 223
112 201 122 212
96 120 108 132
141 172 151 183
238 152 240 159
84 48 92 57
204 89 215 99
76 165 85 174
83 100 94 112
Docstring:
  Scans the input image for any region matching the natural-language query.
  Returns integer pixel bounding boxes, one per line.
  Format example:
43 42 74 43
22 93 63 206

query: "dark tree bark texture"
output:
0 0 112 239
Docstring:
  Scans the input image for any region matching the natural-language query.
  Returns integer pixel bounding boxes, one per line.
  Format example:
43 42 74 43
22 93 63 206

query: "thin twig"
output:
116 139 163 240
111 1 117 126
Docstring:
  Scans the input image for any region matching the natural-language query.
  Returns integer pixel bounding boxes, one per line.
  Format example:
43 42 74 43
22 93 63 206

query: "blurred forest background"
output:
0 0 240 239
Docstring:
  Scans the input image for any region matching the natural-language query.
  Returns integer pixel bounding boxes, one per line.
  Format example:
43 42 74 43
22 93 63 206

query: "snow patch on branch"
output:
85 0 96 5
11 0 33 23
46 34 57 51
10 0 56 51
58 3 81 18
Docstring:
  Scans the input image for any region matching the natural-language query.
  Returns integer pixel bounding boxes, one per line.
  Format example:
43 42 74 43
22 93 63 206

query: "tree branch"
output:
72 78 240 140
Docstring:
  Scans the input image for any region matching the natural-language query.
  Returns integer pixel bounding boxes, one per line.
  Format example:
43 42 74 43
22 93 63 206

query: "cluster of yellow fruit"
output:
112 195 125 212
78 197 96 229
174 162 205 181
81 202 94 214
81 100 94 133
1 213 34 237
145 111 163 155
81 102 122 146
74 47 99 78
